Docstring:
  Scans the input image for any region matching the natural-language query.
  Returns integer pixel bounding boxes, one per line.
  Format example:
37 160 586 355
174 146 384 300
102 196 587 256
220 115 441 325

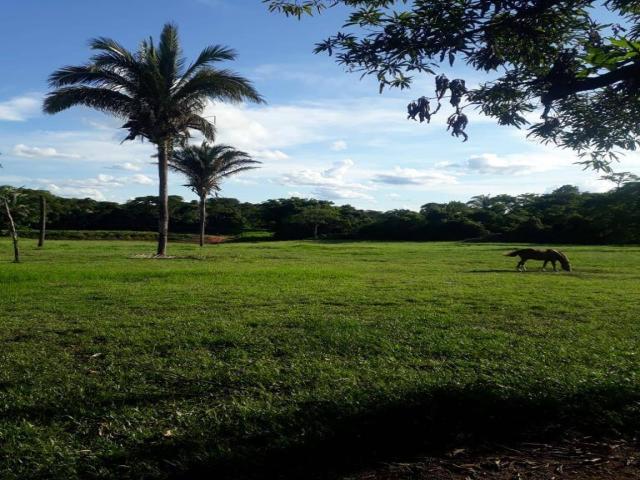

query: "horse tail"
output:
505 250 521 257
554 250 572 271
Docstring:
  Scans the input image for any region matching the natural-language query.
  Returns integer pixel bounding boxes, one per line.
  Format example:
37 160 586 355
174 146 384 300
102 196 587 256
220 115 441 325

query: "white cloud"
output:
252 149 289 161
12 144 81 159
288 191 311 198
331 140 348 151
279 158 375 201
446 152 574 175
26 173 156 201
62 174 125 188
130 174 154 185
372 167 457 186
108 162 142 172
2 128 156 166
0 94 41 122
202 98 411 153
45 183 107 201
313 186 373 200
324 158 354 178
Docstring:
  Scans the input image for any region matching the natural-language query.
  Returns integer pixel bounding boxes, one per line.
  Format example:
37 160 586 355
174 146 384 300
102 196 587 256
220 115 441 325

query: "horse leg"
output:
552 261 557 272
542 260 548 271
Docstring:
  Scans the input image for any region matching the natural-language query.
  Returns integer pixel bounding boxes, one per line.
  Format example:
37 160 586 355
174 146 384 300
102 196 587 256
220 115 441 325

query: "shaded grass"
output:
0 240 639 479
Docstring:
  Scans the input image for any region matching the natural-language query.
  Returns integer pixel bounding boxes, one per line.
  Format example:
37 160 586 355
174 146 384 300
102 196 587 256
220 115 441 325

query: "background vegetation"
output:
3 182 640 244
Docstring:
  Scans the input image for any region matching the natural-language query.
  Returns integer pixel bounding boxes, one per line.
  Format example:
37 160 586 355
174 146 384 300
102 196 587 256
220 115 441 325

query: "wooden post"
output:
38 195 46 247
3 198 20 263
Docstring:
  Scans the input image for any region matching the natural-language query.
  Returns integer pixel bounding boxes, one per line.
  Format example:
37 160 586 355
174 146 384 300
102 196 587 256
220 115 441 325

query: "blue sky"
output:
1 0 638 210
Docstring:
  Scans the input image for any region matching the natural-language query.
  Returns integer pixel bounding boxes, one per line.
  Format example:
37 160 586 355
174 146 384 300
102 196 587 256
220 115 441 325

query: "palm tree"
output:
170 142 260 246
43 23 263 256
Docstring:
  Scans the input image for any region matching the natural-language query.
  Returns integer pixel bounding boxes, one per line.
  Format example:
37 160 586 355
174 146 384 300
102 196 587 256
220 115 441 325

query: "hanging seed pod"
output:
435 74 450 100
449 79 467 108
447 112 469 141
407 96 431 123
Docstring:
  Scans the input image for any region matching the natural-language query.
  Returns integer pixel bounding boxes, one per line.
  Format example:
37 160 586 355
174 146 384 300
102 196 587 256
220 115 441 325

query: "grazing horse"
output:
505 248 571 272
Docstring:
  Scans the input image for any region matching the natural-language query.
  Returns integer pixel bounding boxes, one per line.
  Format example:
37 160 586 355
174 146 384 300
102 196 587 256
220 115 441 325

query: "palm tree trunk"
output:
199 194 206 247
156 140 171 256
3 198 20 263
38 195 46 248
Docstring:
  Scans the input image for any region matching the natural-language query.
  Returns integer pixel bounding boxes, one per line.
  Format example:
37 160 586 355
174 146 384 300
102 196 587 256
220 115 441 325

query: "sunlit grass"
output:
1 240 639 479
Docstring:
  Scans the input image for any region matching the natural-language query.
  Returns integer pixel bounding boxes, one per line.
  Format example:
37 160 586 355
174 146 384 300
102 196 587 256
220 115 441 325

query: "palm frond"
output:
178 45 238 87
43 87 133 115
185 114 216 141
158 23 185 89
88 37 142 79
48 65 135 93
175 69 265 104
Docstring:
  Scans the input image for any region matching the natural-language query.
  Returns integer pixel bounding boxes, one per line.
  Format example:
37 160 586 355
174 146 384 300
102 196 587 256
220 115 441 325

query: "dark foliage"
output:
265 0 640 170
3 182 639 244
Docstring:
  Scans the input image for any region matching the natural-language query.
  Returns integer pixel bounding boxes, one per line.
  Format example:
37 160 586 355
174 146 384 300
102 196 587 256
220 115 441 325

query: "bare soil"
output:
349 438 640 480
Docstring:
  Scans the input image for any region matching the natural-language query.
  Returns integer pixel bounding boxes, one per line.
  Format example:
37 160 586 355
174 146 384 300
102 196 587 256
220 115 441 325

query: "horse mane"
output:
505 249 524 257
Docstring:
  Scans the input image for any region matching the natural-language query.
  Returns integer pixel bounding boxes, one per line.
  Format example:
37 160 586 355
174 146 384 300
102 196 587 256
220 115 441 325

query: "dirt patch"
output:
203 235 228 244
349 438 639 479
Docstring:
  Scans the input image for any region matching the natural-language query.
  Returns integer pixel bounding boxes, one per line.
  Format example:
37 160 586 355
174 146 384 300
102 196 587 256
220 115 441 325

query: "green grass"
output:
1 240 639 479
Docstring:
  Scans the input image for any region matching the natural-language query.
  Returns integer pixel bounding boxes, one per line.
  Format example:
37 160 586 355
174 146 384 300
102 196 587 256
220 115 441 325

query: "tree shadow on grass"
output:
96 384 640 480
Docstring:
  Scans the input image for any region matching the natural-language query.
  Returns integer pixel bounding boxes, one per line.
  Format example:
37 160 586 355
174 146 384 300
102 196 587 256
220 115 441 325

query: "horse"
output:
505 248 572 272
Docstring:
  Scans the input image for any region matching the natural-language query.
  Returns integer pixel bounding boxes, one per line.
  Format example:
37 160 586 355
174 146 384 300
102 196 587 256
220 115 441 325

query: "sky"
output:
1 0 638 211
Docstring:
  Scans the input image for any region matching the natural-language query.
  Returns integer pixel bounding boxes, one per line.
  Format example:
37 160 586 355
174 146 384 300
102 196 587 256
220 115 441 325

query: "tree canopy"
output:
265 0 640 170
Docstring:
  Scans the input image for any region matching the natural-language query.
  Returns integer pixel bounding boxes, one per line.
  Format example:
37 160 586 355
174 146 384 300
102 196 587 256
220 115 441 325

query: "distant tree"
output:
0 187 23 263
170 142 260 246
44 23 263 256
260 197 327 233
600 171 640 189
266 0 640 170
467 195 493 210
289 205 339 238
443 201 471 220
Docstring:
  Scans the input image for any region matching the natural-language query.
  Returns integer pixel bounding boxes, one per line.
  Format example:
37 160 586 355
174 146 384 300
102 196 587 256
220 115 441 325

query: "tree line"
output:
3 182 639 244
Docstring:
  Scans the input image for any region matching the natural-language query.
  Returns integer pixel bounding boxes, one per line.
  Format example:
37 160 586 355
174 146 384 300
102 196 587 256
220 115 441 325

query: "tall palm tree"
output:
43 23 263 256
170 142 260 246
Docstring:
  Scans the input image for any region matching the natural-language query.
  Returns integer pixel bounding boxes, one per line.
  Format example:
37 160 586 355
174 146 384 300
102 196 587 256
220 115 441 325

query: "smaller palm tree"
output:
170 142 260 246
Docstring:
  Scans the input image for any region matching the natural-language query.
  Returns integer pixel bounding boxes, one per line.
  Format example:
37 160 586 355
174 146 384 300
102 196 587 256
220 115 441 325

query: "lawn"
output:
1 240 639 479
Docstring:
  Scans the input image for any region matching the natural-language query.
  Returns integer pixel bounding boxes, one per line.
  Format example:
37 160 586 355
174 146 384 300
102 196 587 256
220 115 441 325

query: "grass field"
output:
1 240 639 479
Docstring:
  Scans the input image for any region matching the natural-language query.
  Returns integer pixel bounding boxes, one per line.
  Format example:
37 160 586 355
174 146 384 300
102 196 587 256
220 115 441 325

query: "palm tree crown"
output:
43 23 264 255
170 142 260 197
43 23 263 144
